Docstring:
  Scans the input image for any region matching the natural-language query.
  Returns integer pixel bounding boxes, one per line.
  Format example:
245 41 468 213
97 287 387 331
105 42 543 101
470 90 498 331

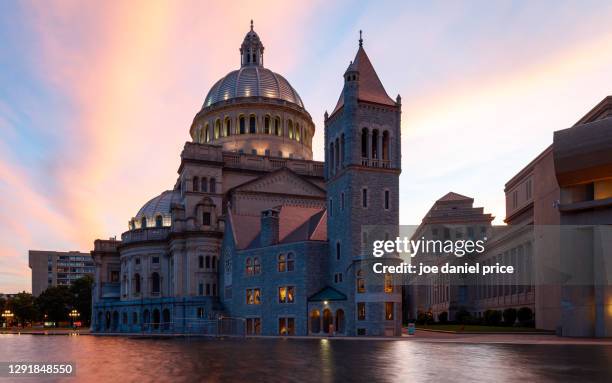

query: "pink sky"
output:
2 1 612 292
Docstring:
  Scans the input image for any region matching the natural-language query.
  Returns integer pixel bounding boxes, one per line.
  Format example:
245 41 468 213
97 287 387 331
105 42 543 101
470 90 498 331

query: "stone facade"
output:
91 25 403 337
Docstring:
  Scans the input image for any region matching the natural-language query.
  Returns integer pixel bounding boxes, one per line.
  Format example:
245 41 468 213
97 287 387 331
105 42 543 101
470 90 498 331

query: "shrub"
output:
517 307 534 325
483 310 502 326
455 308 471 324
438 311 448 323
416 311 433 325
503 308 517 326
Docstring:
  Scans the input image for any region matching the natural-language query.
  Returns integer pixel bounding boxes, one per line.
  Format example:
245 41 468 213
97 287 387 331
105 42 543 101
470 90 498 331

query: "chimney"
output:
260 208 280 246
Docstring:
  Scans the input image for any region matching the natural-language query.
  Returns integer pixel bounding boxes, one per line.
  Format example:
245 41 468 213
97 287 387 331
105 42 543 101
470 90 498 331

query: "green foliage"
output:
35 286 73 324
7 292 36 325
455 308 472 324
437 311 448 323
70 276 93 325
416 310 433 325
483 309 502 326
503 308 517 326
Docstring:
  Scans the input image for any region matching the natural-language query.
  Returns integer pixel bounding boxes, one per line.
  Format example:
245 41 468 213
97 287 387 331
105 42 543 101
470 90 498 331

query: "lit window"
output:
358 302 366 320
246 317 262 335
278 254 286 272
253 257 261 275
357 270 365 293
246 288 261 305
246 258 253 275
385 302 394 320
384 274 393 293
278 286 295 303
279 317 295 335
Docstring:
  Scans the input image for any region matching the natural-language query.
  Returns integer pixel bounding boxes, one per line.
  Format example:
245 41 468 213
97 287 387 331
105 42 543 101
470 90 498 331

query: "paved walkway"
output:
402 330 612 345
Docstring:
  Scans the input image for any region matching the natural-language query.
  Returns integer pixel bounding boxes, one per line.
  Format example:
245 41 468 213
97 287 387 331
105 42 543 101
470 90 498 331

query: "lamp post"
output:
2 310 14 328
69 309 80 329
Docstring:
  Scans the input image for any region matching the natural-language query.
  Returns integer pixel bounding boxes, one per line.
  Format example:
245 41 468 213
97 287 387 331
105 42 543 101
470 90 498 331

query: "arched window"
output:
361 128 368 158
295 123 301 142
209 178 216 193
384 274 393 293
278 254 286 272
335 309 345 333
205 255 211 269
141 216 147 229
152 309 160 330
155 215 163 228
253 257 261 274
151 272 160 294
288 120 294 139
310 310 321 334
335 137 340 170
382 131 390 162
213 256 218 271
214 120 221 139
356 269 365 293
340 134 345 168
239 116 246 134
249 115 256 133
286 253 294 271
264 116 271 134
275 117 281 136
329 142 335 172
323 309 333 334
205 125 210 143
246 257 253 275
134 273 141 294
372 129 379 159
162 309 170 331
224 118 231 136
193 176 199 192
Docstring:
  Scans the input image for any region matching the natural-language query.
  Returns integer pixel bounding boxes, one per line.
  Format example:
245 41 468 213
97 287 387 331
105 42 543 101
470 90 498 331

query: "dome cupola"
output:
240 20 264 67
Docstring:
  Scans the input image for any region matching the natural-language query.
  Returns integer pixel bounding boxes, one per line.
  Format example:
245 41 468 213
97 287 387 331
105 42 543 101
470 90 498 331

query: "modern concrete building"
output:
28 250 95 296
407 97 612 337
91 24 403 336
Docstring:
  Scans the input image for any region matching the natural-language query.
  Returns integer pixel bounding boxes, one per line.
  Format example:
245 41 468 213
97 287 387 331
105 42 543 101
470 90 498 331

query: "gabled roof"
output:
436 192 473 202
228 204 328 250
332 46 396 114
573 96 612 126
308 286 347 302
229 167 326 198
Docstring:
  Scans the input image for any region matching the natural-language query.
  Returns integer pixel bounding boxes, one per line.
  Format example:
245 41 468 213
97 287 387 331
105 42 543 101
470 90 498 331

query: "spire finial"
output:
250 19 254 31
359 30 363 47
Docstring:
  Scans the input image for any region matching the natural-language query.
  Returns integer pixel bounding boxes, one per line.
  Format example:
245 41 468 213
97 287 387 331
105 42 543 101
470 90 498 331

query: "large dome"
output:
135 190 182 218
203 67 304 109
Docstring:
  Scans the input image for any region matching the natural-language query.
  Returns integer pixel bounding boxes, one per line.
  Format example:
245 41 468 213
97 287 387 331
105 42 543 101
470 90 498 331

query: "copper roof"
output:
332 46 396 114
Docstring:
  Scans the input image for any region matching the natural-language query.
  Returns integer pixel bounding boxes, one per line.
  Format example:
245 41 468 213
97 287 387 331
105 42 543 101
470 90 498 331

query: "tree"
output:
7 292 36 325
503 308 517 326
70 276 93 325
483 310 502 326
36 286 72 325
455 308 472 324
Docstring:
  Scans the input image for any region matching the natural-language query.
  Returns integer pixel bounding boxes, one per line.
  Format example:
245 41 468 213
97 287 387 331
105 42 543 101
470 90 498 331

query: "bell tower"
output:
324 32 402 336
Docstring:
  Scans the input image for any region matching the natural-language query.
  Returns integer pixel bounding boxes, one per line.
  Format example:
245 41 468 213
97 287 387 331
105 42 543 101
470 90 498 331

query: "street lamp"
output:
69 309 80 328
2 310 14 327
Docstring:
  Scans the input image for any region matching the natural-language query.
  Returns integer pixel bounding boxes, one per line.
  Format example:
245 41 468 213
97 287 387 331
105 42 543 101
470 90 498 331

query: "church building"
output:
91 23 402 337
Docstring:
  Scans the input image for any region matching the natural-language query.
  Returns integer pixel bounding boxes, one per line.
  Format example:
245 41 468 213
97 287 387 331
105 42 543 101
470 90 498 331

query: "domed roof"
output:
135 190 182 218
203 67 304 109
202 21 304 110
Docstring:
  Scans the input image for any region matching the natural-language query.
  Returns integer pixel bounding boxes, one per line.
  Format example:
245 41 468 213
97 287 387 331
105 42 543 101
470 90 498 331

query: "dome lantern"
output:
240 20 264 67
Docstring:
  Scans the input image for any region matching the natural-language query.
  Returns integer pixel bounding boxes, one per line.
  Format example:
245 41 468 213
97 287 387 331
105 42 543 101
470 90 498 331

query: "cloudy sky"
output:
1 0 612 292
